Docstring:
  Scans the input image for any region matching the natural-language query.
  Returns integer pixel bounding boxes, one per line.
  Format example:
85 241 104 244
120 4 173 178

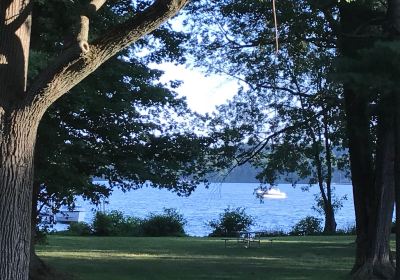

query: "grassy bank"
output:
36 235 356 280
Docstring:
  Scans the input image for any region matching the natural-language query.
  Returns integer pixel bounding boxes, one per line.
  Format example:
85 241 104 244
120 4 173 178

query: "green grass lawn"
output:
36 235 357 280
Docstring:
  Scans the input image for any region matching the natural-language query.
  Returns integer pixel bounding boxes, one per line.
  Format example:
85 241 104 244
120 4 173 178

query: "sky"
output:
150 63 239 114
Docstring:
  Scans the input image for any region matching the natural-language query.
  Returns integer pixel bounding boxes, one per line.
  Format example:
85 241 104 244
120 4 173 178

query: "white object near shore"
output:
55 206 86 223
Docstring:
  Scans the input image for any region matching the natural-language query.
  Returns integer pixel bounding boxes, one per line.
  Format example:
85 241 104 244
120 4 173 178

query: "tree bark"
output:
352 102 395 279
394 92 400 279
323 203 337 234
0 0 31 104
343 87 376 275
386 0 400 277
0 111 40 280
343 87 396 279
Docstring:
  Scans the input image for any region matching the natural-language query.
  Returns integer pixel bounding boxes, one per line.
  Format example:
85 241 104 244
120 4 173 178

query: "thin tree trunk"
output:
324 203 337 234
323 114 336 234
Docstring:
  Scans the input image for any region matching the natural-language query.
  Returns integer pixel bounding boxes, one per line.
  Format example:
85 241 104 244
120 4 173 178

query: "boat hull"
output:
262 193 287 199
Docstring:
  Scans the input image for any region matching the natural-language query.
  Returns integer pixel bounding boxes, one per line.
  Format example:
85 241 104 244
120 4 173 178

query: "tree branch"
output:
233 108 327 167
25 0 188 113
76 0 107 53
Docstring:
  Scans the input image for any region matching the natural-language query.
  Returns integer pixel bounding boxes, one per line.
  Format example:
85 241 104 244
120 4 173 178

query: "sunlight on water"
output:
73 183 355 237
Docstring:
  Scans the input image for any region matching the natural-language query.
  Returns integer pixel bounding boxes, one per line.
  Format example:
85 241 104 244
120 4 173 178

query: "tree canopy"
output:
183 0 400 278
183 0 347 234
0 1 190 279
32 1 210 217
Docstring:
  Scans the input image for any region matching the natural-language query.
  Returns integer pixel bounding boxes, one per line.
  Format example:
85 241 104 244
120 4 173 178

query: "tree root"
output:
352 260 395 280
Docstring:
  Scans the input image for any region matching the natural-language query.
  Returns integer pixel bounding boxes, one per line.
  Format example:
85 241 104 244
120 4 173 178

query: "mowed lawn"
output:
36 235 357 280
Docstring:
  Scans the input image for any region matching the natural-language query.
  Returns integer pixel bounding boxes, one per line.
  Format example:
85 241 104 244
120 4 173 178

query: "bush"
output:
92 210 142 236
118 216 143 236
92 211 119 236
141 208 186 237
258 228 288 237
208 207 254 237
336 224 356 235
67 222 92 236
290 216 322 236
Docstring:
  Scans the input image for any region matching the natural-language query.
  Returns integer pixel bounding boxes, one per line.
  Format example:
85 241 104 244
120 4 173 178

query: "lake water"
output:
72 182 355 236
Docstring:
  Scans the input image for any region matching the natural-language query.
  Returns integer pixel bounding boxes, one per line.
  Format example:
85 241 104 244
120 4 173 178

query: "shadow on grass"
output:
37 236 354 280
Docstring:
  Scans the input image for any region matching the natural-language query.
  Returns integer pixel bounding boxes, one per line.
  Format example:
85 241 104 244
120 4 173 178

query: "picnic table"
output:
222 231 262 248
236 231 261 248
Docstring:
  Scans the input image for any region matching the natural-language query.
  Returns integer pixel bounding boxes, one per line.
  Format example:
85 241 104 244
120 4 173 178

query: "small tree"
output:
290 216 322 236
208 207 254 237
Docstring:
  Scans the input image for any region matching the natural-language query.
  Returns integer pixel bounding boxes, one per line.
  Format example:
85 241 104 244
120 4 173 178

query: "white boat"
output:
55 206 86 223
254 188 265 195
261 187 287 199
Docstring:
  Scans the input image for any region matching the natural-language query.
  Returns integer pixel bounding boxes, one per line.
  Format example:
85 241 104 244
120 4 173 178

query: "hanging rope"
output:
272 0 279 53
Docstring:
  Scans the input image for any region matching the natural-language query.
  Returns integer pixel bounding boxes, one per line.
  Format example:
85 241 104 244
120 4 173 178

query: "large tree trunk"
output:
1 1 34 279
352 103 396 279
338 4 395 278
394 93 400 279
386 0 400 277
343 87 376 274
0 111 40 280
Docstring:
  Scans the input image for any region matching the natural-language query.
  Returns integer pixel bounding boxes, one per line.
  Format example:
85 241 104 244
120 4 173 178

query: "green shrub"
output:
117 216 143 236
67 222 92 236
258 228 287 237
93 211 117 236
208 207 254 237
290 216 322 236
336 224 356 235
141 208 186 237
92 210 142 236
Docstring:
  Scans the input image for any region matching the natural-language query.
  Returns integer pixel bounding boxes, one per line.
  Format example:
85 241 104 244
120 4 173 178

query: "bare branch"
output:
256 82 312 98
25 0 188 113
233 108 328 167
76 0 107 53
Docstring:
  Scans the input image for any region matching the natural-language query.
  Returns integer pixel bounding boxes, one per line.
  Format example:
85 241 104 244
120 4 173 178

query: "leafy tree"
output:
185 0 400 278
0 0 190 279
29 1 212 278
185 0 347 235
